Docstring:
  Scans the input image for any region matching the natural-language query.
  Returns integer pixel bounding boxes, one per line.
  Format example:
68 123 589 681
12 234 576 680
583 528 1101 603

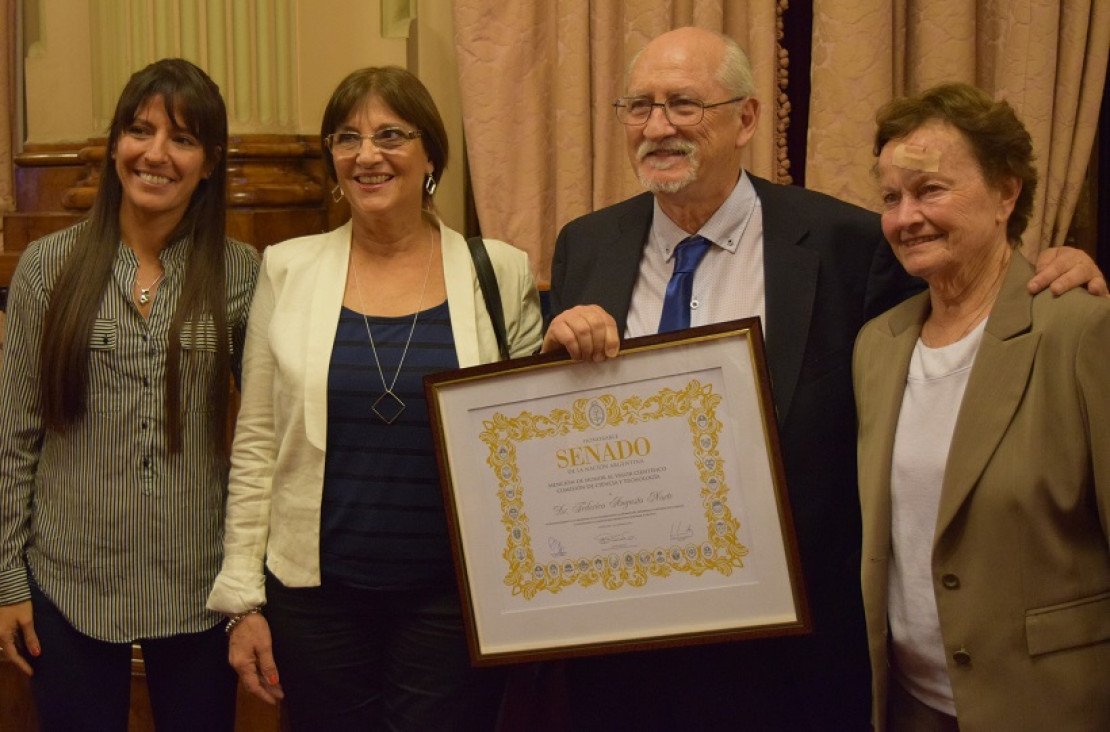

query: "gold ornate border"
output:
480 377 749 600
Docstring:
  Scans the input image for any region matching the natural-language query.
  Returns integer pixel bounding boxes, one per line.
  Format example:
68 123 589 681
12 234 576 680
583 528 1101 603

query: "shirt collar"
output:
650 170 758 261
117 233 192 269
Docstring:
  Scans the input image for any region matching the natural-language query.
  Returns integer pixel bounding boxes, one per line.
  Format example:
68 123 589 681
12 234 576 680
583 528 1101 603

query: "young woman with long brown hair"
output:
0 58 258 731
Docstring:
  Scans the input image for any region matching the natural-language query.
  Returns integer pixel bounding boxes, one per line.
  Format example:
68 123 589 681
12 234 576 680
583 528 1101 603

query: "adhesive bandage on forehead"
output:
891 143 941 172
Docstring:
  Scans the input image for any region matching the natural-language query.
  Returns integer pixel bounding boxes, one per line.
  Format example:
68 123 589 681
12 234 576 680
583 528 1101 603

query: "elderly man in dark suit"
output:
541 26 1105 731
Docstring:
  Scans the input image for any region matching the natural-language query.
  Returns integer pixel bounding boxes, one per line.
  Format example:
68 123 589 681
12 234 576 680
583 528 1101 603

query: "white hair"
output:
717 34 756 98
625 30 757 99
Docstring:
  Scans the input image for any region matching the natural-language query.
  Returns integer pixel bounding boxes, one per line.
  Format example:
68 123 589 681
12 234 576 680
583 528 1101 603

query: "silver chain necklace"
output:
349 230 436 424
135 270 165 305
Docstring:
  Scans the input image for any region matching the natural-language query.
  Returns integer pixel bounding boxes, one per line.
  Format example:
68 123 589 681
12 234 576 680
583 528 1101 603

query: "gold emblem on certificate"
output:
483 378 749 600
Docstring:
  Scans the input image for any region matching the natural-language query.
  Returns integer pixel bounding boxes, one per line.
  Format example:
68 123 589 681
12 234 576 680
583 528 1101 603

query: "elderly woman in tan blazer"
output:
853 83 1110 732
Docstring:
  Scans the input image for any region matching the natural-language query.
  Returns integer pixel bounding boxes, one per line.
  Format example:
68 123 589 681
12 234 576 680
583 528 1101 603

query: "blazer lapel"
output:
936 255 1039 535
857 296 925 696
304 221 352 450
442 223 482 368
590 193 654 334
752 176 820 421
860 294 929 553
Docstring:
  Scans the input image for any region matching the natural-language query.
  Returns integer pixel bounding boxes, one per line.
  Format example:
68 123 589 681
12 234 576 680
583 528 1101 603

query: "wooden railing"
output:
1 133 346 288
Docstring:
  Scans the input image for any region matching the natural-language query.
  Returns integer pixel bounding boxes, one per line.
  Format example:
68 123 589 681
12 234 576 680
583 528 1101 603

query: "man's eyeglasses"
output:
613 96 746 126
325 127 422 155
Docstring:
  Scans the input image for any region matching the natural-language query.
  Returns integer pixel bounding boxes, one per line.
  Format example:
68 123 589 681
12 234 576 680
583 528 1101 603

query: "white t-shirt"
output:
888 319 986 715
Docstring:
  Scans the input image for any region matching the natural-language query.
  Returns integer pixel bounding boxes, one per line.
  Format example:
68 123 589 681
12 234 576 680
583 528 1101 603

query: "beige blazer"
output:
207 219 543 614
853 254 1110 731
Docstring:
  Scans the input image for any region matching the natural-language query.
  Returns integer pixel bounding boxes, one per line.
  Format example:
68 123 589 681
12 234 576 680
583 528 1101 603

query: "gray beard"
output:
640 175 691 194
636 150 700 194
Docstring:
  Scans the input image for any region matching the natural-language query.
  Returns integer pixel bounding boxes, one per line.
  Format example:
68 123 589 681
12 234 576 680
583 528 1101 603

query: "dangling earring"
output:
423 173 437 196
331 183 344 203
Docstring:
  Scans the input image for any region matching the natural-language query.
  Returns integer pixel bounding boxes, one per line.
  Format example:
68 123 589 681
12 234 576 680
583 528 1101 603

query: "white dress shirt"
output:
625 171 765 338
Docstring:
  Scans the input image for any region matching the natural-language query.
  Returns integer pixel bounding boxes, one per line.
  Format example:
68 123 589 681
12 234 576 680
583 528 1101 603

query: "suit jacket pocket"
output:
1025 590 1110 656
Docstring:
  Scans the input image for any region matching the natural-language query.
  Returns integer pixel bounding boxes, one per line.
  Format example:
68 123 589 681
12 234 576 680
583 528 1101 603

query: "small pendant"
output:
372 390 406 424
138 289 151 305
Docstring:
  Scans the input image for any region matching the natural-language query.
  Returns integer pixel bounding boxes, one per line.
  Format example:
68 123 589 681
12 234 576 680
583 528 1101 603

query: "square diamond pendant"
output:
372 391 406 424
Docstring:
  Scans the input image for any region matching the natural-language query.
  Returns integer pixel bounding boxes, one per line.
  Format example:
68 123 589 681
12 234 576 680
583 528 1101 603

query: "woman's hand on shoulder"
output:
0 601 39 676
227 611 284 705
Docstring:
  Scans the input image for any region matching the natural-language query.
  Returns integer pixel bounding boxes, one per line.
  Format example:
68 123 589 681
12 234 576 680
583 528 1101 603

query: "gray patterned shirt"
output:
0 223 259 641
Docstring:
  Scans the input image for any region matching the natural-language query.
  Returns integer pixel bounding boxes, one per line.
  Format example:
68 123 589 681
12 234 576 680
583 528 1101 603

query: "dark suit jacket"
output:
549 176 921 730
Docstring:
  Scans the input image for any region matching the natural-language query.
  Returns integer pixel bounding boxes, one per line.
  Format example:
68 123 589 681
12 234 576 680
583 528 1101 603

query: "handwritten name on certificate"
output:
474 369 755 604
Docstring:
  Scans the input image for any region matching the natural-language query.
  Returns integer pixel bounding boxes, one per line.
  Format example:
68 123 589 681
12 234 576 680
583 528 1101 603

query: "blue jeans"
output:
28 582 236 732
264 573 505 731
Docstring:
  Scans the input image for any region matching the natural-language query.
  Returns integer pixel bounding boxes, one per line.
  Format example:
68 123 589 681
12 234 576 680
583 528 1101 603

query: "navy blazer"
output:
549 175 921 729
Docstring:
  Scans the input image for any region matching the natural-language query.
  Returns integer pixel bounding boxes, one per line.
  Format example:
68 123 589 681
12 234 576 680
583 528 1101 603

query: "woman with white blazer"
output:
207 67 542 730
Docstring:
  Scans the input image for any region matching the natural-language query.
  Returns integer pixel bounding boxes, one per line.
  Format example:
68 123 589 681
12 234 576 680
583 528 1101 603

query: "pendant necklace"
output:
350 229 436 424
135 271 165 305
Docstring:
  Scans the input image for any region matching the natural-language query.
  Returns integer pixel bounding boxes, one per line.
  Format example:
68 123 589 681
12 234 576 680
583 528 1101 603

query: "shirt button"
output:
141 422 148 430
941 574 960 589
143 377 150 387
142 457 150 469
690 299 700 310
953 649 972 666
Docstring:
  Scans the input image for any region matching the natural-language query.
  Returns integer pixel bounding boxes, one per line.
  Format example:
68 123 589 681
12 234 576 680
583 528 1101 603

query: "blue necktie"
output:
658 235 712 333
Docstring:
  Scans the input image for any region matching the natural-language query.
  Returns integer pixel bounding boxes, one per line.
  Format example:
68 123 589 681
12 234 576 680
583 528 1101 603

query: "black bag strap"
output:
467 236 510 361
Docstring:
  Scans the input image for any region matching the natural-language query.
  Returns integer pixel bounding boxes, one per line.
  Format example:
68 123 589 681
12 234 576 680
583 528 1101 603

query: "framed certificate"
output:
424 318 809 665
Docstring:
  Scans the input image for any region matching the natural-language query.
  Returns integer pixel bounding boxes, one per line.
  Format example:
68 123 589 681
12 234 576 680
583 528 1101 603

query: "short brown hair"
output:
320 67 448 209
874 83 1037 244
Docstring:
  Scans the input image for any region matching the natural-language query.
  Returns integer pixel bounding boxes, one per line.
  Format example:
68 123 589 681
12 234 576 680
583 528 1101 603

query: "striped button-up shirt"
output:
0 223 259 641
